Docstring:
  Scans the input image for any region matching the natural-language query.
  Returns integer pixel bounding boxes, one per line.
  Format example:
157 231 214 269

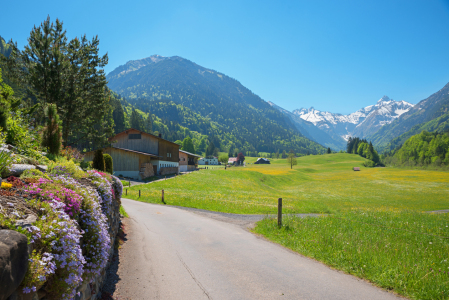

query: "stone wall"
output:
1 196 121 300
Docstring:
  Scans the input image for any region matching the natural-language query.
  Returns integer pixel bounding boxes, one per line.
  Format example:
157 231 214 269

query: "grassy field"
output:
255 212 449 300
126 153 449 214
124 153 449 299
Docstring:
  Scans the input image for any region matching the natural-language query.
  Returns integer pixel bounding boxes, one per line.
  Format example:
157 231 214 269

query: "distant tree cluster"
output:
382 130 449 167
347 137 380 166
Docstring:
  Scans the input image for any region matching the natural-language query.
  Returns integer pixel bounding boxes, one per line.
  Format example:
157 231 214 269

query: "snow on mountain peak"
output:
289 96 414 140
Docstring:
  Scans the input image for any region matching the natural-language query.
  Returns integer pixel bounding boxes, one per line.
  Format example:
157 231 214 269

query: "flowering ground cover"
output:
0 163 123 300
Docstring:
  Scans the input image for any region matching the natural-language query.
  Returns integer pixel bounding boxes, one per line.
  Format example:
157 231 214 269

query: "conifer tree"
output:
103 153 113 173
92 149 105 171
41 103 62 156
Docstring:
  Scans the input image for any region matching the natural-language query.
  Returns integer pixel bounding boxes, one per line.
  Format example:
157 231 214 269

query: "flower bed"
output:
0 163 123 300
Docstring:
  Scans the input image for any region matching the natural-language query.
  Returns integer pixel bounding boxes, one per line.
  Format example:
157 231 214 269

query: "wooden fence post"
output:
125 189 127 196
162 189 166 204
139 190 141 198
129 181 130 187
278 198 282 227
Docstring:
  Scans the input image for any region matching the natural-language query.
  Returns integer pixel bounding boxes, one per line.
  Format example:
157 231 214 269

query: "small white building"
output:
198 157 219 165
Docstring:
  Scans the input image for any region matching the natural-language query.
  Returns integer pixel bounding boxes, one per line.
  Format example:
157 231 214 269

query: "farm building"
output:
83 128 180 179
179 150 200 172
254 158 270 164
228 157 238 165
198 157 219 165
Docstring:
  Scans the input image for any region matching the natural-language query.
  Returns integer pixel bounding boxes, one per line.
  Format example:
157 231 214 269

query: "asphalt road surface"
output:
117 198 401 300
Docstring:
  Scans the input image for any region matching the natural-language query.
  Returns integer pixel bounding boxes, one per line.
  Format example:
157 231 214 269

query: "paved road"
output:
118 199 401 300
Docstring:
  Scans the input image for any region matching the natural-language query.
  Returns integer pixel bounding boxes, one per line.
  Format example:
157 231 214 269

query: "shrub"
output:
362 160 376 167
103 153 113 174
41 104 62 156
92 149 105 171
61 146 83 163
48 158 85 179
20 169 50 180
0 150 13 176
6 111 41 154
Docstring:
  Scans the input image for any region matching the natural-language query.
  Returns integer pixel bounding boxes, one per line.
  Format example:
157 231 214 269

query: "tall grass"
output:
254 211 449 300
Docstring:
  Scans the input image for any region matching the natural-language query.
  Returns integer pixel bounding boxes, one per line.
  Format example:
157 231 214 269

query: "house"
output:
353 167 360 171
254 157 270 164
198 156 219 165
83 128 180 179
179 150 200 172
228 157 238 165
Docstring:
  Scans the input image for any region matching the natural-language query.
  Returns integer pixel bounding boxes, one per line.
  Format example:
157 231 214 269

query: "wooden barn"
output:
83 128 180 179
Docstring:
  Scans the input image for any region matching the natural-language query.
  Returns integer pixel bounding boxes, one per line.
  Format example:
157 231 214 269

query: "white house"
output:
198 157 219 165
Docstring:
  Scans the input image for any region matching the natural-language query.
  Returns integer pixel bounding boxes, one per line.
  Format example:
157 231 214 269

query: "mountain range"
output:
106 54 449 154
107 55 325 154
269 96 414 150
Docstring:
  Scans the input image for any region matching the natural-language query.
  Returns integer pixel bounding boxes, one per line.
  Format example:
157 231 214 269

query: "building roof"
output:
111 146 162 158
85 146 162 158
228 157 238 162
179 150 201 158
109 128 180 147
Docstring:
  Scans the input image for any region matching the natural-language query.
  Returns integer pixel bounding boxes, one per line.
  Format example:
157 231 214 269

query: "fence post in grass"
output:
139 190 141 198
278 198 282 228
162 189 166 204
126 189 127 196
129 181 130 187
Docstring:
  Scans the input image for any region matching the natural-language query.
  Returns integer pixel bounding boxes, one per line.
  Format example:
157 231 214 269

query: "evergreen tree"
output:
41 103 62 156
92 149 105 171
282 150 287 158
130 109 144 131
206 141 215 157
112 96 125 133
327 147 331 154
103 153 113 173
6 16 112 149
145 111 153 133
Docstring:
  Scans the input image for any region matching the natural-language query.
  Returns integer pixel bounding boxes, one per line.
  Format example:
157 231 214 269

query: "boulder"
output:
35 165 47 172
0 230 29 300
7 165 36 177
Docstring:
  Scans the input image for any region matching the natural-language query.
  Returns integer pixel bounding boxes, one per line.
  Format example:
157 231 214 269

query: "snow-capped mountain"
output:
269 96 414 150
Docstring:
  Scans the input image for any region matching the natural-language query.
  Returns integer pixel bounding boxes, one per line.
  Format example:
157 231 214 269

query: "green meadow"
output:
126 153 449 214
125 153 449 299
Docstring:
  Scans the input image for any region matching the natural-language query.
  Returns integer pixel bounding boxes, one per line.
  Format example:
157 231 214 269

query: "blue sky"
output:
2 0 449 114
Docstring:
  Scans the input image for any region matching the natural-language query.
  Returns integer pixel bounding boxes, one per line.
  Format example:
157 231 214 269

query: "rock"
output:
15 215 37 230
7 165 36 177
35 165 47 172
0 230 29 300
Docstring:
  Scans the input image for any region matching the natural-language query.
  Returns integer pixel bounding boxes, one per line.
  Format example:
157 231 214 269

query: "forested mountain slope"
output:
369 82 449 151
107 55 325 154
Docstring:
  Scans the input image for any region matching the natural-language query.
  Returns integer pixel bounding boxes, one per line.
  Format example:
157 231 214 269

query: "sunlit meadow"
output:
125 153 449 299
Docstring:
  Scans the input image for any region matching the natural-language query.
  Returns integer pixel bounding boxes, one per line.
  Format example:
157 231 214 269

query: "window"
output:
129 134 141 139
167 152 171 158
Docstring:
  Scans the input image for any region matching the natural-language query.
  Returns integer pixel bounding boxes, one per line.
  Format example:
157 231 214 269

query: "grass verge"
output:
119 205 129 218
254 211 449 300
